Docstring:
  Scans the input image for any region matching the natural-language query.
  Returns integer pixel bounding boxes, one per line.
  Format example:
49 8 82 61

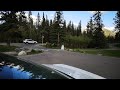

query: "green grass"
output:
101 50 120 57
0 45 17 52
73 49 120 58
27 49 43 55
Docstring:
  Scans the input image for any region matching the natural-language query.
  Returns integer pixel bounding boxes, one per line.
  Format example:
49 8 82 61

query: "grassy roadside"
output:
73 49 120 58
0 45 17 52
0 45 43 55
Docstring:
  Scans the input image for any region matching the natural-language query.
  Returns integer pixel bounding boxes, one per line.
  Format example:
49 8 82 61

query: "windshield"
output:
27 40 33 41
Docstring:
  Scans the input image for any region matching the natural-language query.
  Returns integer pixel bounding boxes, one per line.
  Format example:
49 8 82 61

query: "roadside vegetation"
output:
72 49 120 58
0 45 17 52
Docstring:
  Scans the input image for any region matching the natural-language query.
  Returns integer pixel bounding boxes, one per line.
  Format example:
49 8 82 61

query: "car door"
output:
28 40 33 43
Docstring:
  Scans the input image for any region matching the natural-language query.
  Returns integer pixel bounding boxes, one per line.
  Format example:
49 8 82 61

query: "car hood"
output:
42 64 105 79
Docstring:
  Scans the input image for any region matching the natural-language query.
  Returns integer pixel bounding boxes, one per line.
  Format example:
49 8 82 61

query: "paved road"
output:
0 43 46 50
18 49 120 79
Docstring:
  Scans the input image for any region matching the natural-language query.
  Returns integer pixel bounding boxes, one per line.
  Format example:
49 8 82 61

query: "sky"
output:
25 11 117 31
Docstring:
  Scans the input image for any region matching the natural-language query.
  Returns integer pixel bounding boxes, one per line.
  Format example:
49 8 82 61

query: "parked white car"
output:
23 39 37 44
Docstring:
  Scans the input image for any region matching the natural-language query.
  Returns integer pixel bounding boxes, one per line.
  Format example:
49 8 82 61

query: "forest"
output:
0 11 120 49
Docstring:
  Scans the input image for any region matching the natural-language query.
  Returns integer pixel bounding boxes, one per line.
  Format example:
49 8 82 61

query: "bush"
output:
64 35 92 49
46 42 60 48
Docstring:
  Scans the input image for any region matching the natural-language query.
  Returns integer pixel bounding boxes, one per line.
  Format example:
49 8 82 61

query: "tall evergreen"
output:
41 12 46 35
67 21 72 35
44 15 50 43
92 11 106 48
77 20 82 36
63 20 66 31
28 11 34 39
35 12 41 42
50 11 65 46
71 22 75 36
0 11 26 46
114 11 120 42
86 17 94 37
37 12 40 29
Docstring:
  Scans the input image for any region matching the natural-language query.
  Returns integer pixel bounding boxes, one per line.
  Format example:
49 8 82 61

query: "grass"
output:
101 50 120 57
27 49 43 55
73 49 120 58
0 45 17 52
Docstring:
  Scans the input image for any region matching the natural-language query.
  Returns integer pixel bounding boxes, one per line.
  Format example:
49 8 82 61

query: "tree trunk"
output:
57 32 59 46
7 39 11 46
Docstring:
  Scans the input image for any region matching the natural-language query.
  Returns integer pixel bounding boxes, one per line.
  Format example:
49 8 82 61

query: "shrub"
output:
64 35 92 49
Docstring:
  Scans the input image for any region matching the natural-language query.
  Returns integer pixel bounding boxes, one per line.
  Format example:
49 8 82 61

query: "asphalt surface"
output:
0 43 46 50
18 49 120 79
1 43 120 79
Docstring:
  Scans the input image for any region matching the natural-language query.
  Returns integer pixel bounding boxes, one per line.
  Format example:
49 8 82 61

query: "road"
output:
1 43 120 79
18 49 120 79
0 43 46 50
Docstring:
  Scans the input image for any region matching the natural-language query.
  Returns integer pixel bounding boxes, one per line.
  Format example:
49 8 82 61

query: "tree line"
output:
0 11 120 49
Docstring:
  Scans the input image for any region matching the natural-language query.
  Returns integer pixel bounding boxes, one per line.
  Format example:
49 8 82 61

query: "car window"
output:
27 40 33 41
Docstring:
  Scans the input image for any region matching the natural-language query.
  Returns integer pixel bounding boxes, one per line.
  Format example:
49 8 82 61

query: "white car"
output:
23 39 37 44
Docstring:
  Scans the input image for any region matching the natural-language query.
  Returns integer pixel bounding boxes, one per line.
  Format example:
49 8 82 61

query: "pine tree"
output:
71 22 75 36
77 20 82 36
63 20 67 35
67 21 72 35
50 11 65 46
17 11 29 42
35 12 41 42
92 11 107 48
0 11 26 46
86 17 94 37
39 12 46 44
37 12 40 29
114 11 120 42
41 12 46 36
50 19 53 27
28 11 34 39
49 19 53 43
45 15 50 43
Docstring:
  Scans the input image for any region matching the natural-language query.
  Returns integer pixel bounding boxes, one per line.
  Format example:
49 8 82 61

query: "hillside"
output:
102 28 116 37
83 28 116 37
